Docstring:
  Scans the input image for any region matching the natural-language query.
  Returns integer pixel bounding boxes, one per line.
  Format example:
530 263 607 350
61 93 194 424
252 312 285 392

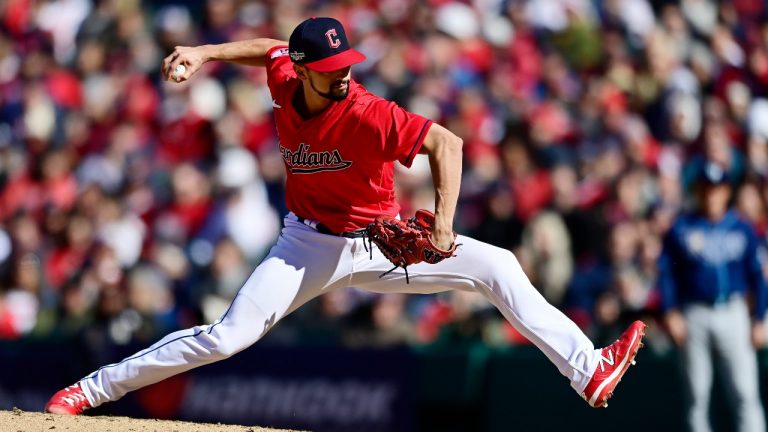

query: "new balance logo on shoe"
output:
582 320 646 408
598 350 615 372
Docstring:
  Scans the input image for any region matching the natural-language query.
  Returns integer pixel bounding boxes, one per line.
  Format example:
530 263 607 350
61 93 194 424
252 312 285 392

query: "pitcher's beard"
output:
309 77 349 101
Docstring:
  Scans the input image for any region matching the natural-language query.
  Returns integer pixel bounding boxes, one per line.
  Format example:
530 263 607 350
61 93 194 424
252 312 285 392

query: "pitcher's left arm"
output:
419 123 463 250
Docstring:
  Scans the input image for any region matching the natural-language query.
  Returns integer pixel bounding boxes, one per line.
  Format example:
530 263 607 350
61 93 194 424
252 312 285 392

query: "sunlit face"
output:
296 65 352 101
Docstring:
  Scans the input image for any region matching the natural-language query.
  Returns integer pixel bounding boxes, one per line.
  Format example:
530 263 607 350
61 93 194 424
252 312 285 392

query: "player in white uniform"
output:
45 17 645 416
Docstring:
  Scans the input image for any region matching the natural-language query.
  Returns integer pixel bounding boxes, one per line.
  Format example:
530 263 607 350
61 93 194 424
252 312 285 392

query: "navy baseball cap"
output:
288 17 366 72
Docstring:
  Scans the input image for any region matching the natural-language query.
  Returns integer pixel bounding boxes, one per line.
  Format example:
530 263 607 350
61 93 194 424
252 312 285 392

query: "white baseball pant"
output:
80 213 601 407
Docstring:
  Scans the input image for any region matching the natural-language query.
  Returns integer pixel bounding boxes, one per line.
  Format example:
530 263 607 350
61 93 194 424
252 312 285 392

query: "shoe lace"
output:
61 386 87 407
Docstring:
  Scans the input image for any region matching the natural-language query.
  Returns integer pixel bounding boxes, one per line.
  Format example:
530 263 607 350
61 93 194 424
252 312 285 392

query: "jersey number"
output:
325 29 341 48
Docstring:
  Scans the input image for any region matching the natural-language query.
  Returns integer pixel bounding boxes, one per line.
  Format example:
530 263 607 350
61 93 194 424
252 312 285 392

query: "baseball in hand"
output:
172 64 186 80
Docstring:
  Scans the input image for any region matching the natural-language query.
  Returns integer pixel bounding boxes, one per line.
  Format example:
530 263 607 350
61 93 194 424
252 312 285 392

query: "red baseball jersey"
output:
265 46 433 233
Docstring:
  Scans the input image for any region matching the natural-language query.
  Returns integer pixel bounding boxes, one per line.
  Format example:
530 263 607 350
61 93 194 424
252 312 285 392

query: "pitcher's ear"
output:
293 64 308 80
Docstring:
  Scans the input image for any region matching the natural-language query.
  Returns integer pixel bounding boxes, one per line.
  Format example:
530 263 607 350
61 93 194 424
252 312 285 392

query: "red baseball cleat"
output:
582 320 646 408
44 383 91 415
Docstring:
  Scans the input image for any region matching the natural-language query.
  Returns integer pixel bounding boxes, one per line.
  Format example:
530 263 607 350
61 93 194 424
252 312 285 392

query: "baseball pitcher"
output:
45 17 645 416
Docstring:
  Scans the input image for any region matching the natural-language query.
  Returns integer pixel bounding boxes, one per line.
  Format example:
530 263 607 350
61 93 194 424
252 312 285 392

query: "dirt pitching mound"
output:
0 408 304 432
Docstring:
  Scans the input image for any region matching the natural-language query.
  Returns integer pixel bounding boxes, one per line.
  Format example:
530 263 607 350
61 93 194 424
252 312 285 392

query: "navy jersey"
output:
658 210 768 319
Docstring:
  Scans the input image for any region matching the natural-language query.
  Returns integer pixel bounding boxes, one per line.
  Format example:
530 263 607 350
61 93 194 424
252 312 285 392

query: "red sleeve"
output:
374 99 433 168
264 45 295 95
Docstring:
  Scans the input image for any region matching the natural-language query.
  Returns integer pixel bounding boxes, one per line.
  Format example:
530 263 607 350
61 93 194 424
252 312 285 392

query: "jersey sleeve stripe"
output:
404 119 431 167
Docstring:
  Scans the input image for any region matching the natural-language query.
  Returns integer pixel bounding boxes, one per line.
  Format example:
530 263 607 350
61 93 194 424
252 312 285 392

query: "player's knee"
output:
482 248 528 287
212 336 253 358
487 249 518 275
208 327 261 359
214 342 240 358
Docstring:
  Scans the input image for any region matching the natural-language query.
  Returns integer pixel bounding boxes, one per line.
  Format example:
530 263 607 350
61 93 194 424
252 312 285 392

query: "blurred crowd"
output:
1 0 768 353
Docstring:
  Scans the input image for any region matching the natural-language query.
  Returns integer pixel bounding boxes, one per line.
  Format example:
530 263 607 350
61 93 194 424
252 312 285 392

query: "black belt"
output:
295 216 368 238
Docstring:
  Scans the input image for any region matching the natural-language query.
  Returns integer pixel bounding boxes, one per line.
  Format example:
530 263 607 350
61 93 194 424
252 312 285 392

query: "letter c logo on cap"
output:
325 29 341 48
